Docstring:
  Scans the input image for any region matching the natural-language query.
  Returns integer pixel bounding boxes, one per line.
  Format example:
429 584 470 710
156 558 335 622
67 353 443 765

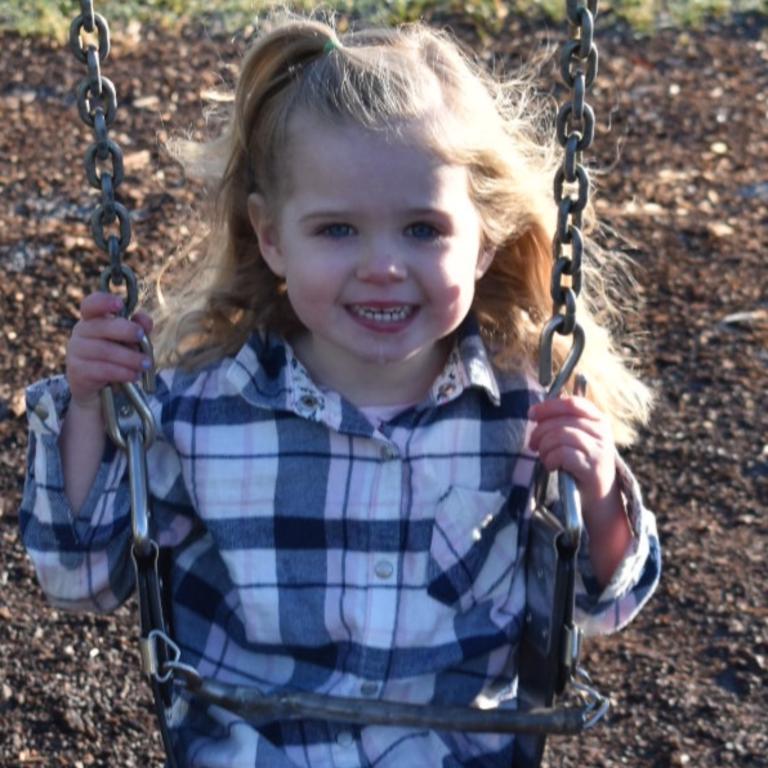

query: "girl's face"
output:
248 116 492 405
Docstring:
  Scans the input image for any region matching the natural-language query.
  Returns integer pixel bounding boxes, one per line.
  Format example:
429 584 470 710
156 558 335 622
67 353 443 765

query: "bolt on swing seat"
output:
67 1 607 766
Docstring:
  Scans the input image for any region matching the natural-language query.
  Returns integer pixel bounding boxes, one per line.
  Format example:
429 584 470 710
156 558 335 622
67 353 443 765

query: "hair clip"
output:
323 38 340 55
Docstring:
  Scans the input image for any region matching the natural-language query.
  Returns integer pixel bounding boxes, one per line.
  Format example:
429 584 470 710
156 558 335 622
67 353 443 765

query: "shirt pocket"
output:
426 486 519 612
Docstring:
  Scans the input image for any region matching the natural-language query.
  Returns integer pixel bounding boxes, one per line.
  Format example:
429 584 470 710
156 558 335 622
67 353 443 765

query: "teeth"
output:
351 305 413 323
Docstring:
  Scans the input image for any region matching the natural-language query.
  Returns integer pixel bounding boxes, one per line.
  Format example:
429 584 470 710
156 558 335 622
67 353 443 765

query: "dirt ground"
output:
1 11 766 768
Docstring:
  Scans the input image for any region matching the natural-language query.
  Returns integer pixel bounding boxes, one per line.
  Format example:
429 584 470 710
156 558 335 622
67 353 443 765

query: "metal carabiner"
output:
100 336 157 555
126 423 152 556
557 471 583 552
139 629 183 684
556 374 587 550
539 317 585 400
101 380 156 450
100 330 156 451
572 667 610 730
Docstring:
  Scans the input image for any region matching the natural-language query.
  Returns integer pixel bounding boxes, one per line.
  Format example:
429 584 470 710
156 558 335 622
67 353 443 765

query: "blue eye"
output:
319 223 354 238
406 222 440 240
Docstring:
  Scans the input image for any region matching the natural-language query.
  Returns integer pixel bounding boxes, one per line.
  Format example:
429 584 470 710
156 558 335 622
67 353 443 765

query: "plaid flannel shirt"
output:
20 318 660 768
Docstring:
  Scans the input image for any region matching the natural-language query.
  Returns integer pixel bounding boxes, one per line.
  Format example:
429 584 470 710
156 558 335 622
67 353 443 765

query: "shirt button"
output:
374 560 394 580
336 730 354 747
438 382 456 399
300 394 320 409
379 444 398 460
360 681 379 697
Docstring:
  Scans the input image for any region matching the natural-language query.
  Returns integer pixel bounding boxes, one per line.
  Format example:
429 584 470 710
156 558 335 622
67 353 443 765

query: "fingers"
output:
80 291 126 320
536 442 593 479
79 292 147 339
528 395 617 505
70 335 149 373
529 414 605 450
529 395 611 443
131 311 154 337
532 425 615 508
532 422 602 476
532 420 602 458
80 294 154 332
67 292 153 407
529 395 603 423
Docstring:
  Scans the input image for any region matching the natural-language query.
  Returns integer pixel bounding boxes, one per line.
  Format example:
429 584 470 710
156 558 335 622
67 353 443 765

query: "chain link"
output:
69 0 134 306
540 0 599 396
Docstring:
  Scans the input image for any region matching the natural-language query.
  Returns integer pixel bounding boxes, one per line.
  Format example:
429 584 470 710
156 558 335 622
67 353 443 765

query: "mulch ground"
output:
1 12 766 768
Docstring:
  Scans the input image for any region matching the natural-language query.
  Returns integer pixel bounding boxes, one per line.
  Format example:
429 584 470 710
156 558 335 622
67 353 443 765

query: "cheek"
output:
283 268 339 321
440 283 464 306
431 254 479 307
454 283 478 321
425 280 474 332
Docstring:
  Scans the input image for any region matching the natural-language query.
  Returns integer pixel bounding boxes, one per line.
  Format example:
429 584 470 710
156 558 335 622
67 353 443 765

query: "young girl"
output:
21 15 660 768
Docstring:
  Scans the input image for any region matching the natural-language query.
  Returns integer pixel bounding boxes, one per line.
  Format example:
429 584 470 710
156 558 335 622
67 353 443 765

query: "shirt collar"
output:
225 315 502 423
428 315 501 407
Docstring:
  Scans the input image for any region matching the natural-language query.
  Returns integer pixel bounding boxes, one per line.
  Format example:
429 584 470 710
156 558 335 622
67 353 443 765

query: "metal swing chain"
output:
537 0 600 544
535 0 599 548
539 0 598 398
69 0 158 542
69 4 178 765
69 0 159 517
529 0 608 731
69 0 137 306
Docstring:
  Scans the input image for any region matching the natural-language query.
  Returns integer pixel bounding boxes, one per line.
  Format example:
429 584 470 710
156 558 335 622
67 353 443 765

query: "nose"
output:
356 239 406 283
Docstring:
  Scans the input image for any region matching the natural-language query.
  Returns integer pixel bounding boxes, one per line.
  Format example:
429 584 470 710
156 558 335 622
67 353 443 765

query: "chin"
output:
359 348 407 366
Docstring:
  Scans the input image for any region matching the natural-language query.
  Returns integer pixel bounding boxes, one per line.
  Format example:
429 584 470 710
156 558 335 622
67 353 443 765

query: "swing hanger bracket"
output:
140 629 182 684
101 370 157 557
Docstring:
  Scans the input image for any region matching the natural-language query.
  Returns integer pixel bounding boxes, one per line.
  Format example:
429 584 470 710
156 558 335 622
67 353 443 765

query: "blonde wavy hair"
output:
150 13 652 444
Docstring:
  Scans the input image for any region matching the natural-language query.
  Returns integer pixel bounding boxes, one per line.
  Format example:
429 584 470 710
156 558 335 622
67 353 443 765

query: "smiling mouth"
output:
348 305 416 323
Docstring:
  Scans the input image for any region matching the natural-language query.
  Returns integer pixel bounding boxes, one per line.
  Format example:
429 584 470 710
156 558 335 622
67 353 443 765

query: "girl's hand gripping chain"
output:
60 292 154 513
66 291 154 411
528 396 633 587
528 396 617 513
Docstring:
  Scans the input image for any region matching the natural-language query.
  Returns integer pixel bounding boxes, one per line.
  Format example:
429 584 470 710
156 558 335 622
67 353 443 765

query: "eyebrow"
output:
298 211 351 223
298 207 452 223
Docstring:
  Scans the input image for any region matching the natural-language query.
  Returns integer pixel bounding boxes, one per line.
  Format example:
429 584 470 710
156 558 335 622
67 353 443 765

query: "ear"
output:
247 193 285 277
475 248 495 280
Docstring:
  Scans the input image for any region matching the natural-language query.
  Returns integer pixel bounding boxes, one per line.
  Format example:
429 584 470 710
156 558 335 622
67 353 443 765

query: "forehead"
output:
282 113 471 208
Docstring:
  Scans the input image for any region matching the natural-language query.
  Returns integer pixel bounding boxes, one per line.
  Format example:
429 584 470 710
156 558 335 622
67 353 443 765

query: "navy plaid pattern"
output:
20 319 660 767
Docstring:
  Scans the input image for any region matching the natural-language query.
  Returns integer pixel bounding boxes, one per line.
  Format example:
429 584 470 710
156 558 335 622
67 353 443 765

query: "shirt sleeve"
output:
573 454 661 635
19 374 193 614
